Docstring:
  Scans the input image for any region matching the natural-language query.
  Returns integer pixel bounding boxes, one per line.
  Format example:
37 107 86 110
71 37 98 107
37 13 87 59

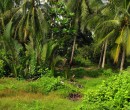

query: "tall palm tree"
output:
0 0 20 33
69 0 112 68
11 0 51 76
93 0 130 70
0 0 59 77
67 0 96 67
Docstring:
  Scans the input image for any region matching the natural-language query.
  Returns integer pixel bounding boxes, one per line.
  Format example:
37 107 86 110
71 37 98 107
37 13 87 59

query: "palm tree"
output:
0 0 59 77
92 0 130 70
14 0 48 74
0 0 20 32
71 0 113 68
67 0 91 67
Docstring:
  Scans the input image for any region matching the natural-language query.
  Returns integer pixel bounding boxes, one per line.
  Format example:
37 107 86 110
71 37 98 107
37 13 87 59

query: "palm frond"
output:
95 20 120 33
126 27 130 55
94 29 115 50
80 0 89 32
115 27 124 44
3 20 12 40
111 44 121 63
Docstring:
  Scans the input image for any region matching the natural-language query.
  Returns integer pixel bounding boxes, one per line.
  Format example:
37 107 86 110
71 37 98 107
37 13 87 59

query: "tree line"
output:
0 0 130 78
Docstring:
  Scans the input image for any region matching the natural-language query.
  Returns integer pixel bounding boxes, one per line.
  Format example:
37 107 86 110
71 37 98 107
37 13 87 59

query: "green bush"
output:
73 46 93 67
79 71 130 110
102 68 113 76
0 59 5 77
70 68 103 78
58 82 81 98
26 76 63 94
73 55 92 67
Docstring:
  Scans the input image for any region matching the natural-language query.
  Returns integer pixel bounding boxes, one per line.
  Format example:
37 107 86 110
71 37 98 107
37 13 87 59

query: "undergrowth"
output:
79 71 130 110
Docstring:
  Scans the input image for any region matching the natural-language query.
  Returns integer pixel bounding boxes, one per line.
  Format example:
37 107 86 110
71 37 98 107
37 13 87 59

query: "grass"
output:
0 69 110 110
0 78 82 110
0 89 81 110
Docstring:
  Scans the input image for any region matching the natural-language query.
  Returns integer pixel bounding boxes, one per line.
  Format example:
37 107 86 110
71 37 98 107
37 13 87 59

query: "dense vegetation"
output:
80 71 130 110
0 0 130 110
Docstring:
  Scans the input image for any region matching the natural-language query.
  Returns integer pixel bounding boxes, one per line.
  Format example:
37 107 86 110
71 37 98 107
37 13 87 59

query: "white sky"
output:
101 0 109 4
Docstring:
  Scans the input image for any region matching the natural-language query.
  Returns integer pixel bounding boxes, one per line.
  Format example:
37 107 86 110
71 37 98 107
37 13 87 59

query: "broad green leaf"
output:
111 44 121 63
41 43 48 62
4 20 12 40
126 27 130 55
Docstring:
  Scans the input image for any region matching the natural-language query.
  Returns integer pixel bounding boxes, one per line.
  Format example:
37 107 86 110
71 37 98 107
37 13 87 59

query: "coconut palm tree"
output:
92 0 130 70
0 0 60 77
0 0 21 32
67 0 102 67
67 0 111 68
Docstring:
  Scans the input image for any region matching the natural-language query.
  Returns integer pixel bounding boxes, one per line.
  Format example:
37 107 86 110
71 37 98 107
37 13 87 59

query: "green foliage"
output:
73 55 90 67
71 68 103 78
47 1 75 39
79 71 130 110
0 49 6 77
0 60 5 77
58 81 81 98
102 68 113 76
26 76 63 94
73 46 94 67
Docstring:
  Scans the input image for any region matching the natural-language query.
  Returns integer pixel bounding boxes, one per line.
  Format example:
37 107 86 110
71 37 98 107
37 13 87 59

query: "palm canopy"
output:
0 0 20 32
11 0 48 43
0 0 58 76
93 0 130 65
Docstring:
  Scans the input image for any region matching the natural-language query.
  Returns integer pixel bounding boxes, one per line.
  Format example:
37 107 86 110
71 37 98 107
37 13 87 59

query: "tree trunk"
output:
120 48 125 71
69 36 76 68
98 43 104 68
101 39 108 68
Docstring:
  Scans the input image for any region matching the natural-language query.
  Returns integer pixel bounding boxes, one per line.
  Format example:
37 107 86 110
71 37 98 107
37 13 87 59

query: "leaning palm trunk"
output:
69 36 76 68
120 48 125 71
101 39 108 68
98 43 104 68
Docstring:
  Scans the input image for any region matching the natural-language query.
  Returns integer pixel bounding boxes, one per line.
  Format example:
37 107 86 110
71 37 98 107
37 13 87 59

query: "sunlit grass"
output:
0 78 82 110
0 75 108 110
0 89 81 110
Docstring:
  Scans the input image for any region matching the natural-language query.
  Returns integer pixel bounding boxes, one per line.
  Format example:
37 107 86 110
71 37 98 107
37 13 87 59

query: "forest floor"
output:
0 68 108 110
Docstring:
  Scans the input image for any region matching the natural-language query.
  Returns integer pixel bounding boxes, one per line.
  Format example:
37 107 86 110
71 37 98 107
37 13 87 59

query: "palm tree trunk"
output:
101 39 108 68
120 48 125 71
98 43 104 68
69 36 76 68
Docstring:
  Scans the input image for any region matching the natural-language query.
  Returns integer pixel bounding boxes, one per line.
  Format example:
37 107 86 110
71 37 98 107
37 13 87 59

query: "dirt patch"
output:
68 93 82 101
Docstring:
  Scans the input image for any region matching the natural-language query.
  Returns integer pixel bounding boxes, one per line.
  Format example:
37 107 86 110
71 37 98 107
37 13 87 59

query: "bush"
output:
73 55 92 67
70 68 103 78
102 68 113 76
26 76 64 94
79 71 130 110
26 74 81 97
73 46 93 67
0 59 5 77
58 82 81 98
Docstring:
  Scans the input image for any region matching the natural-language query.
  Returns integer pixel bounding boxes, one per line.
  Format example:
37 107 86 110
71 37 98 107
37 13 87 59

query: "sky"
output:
101 0 109 4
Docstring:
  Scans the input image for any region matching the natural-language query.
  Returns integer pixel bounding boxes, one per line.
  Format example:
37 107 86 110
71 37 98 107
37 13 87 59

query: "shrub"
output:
58 82 81 98
102 68 113 76
70 68 103 78
73 55 92 67
73 46 93 67
79 71 130 110
26 74 82 97
0 59 5 77
26 76 63 94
